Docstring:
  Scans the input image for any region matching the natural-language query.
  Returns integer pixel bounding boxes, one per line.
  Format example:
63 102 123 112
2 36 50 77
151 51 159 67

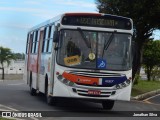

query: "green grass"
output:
0 118 15 120
131 80 160 97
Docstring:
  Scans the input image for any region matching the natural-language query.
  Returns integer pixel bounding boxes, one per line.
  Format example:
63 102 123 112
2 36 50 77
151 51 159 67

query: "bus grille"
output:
73 88 115 97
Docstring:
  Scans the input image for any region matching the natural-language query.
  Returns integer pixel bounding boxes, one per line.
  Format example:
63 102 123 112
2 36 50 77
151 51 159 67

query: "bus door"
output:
36 29 45 90
49 25 55 94
27 33 33 85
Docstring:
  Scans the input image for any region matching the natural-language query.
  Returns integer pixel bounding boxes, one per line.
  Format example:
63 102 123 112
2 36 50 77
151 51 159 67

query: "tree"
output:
14 53 25 60
0 46 15 79
143 40 160 81
96 0 160 80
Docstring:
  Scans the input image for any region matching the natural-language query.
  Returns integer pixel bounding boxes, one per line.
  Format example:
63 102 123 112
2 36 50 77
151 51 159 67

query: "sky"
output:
0 0 97 53
0 0 159 53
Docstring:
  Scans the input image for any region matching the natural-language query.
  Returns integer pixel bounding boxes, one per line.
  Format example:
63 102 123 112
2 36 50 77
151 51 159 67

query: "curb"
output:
131 89 160 101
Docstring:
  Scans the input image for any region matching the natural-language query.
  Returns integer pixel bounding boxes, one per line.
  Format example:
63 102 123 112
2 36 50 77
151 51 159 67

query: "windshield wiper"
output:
77 27 91 48
102 31 116 57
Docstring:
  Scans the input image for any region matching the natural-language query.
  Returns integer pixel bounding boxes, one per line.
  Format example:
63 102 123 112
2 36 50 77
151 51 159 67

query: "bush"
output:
133 74 140 85
151 66 160 81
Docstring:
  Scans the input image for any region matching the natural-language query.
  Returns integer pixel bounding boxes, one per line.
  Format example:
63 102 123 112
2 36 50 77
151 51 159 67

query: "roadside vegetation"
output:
0 46 15 79
131 80 160 97
0 118 15 120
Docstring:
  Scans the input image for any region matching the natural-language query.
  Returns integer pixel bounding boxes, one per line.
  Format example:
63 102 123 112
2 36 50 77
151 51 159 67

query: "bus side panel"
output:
36 30 45 93
38 54 46 93
25 33 33 86
38 53 52 93
28 54 38 73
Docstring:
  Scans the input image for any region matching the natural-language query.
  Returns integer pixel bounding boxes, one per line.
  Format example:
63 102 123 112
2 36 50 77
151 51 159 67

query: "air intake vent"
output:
67 70 124 78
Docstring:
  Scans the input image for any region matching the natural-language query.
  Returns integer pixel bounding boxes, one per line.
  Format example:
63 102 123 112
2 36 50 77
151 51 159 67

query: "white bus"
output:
24 13 133 110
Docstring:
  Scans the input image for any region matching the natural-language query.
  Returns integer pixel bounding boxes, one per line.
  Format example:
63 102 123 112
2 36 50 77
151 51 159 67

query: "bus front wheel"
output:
45 82 57 106
47 95 57 106
102 100 114 110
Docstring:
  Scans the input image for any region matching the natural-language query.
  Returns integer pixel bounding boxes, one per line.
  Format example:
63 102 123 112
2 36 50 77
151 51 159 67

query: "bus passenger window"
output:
44 40 48 53
30 34 33 53
50 25 55 39
31 32 37 53
34 31 39 53
26 34 29 54
35 31 40 53
48 40 52 52
48 26 52 39
32 42 35 53
45 27 49 39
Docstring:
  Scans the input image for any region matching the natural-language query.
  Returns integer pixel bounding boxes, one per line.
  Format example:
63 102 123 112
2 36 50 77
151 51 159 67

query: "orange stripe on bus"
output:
62 72 99 85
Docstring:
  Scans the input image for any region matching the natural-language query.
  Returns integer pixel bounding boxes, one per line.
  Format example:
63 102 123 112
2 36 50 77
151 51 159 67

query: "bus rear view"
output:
24 13 133 110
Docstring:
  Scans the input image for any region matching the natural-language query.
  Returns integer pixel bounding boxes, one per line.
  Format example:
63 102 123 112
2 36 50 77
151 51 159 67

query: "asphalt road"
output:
0 80 160 120
143 94 160 105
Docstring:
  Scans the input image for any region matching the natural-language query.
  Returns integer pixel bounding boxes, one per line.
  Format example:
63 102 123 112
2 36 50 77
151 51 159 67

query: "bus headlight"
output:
126 79 131 84
62 79 68 84
116 84 121 89
121 83 126 87
57 75 63 80
56 73 75 86
115 79 131 89
68 81 74 86
62 79 75 86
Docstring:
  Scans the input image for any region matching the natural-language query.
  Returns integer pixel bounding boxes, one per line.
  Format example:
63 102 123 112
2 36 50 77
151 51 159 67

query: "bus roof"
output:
28 12 132 32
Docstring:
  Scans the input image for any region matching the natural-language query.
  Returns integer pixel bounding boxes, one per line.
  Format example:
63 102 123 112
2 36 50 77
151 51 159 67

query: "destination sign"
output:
62 15 132 30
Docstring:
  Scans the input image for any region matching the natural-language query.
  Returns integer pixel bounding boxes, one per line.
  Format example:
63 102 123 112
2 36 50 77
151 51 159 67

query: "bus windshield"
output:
57 29 132 71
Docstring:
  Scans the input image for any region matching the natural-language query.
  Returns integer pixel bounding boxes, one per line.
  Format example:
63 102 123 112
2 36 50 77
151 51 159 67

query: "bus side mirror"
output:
53 31 58 43
53 25 59 43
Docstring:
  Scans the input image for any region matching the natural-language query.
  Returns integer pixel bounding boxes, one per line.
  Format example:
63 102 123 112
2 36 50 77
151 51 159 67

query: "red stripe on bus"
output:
65 13 101 16
62 72 99 85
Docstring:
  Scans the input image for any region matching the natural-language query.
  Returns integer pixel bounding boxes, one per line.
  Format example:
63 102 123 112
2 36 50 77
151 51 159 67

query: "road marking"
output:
143 94 160 106
143 101 160 106
143 93 160 101
0 109 13 111
7 83 25 86
132 99 160 105
0 104 18 111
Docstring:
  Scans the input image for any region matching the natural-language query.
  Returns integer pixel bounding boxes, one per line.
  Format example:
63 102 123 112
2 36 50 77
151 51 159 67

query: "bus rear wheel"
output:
30 86 37 96
102 100 114 110
30 74 36 96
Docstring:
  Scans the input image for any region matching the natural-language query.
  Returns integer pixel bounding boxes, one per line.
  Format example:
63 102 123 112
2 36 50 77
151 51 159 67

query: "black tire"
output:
102 100 115 110
30 87 37 96
47 95 57 106
29 74 36 96
45 80 57 106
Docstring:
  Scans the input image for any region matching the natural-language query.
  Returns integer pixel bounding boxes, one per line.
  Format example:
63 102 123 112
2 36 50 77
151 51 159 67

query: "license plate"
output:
88 90 101 95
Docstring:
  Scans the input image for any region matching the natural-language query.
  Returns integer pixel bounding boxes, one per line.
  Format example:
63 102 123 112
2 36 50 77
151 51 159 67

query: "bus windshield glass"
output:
57 29 132 71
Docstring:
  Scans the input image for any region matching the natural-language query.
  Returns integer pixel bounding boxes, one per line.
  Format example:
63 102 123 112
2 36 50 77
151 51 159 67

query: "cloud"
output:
0 36 26 53
54 0 96 8
0 6 51 19
153 30 160 40
0 7 46 13
0 23 31 30
24 1 41 5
